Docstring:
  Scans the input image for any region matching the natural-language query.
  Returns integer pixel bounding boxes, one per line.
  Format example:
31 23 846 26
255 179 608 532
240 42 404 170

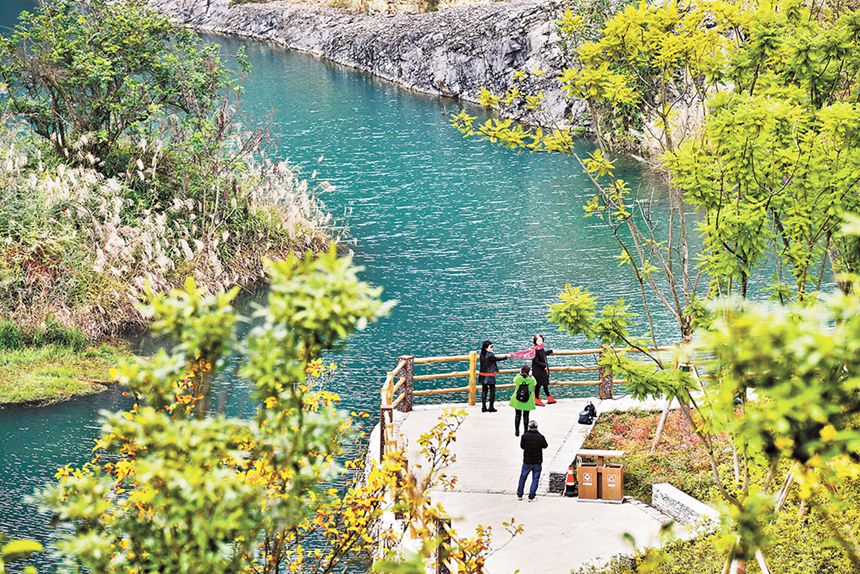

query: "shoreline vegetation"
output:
0 0 331 339
0 122 330 339
0 343 129 406
0 0 331 403
0 319 132 405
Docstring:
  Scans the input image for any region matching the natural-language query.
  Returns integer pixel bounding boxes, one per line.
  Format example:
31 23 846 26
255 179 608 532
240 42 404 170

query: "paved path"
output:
433 492 666 574
398 398 677 495
384 398 679 573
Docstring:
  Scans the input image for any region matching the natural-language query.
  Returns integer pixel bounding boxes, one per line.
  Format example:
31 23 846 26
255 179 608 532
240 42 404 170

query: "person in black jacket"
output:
479 340 507 412
517 419 548 501
531 334 556 406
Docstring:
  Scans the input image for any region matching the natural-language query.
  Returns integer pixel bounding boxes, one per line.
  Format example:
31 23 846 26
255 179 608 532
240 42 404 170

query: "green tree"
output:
454 1 860 570
0 0 329 340
454 0 860 340
0 0 228 166
547 256 860 572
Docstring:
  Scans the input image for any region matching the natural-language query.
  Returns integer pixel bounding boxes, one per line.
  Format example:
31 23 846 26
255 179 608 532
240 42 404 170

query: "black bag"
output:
516 381 530 402
578 402 597 425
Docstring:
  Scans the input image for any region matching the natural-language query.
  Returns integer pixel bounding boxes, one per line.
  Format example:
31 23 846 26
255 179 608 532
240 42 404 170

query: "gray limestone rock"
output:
148 0 587 127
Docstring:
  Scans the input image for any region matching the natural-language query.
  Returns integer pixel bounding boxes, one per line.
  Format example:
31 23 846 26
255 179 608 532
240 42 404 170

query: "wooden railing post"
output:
467 350 477 406
385 371 395 406
435 516 452 574
380 372 396 460
379 407 387 460
400 355 415 412
598 364 614 399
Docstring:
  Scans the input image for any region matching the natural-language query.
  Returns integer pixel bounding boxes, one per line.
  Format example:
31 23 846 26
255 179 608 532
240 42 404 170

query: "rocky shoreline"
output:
149 0 585 127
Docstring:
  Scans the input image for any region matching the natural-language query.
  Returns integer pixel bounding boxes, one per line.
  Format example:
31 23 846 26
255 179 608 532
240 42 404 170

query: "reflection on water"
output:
0 4 675 568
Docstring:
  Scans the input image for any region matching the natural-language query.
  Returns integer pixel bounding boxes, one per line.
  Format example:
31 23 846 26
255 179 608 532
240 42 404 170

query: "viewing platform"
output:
370 347 697 573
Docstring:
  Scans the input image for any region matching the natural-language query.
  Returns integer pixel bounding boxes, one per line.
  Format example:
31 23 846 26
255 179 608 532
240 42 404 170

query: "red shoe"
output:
534 397 545 407
546 395 557 404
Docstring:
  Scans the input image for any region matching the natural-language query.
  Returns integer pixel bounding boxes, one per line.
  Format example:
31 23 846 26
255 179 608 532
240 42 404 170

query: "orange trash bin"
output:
600 464 624 502
577 463 599 500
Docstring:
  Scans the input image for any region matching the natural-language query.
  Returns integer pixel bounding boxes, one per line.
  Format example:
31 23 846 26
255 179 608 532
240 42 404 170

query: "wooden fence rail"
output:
377 345 677 460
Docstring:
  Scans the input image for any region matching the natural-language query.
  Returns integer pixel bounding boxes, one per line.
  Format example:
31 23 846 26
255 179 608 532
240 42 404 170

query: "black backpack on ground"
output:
516 380 530 402
578 402 597 425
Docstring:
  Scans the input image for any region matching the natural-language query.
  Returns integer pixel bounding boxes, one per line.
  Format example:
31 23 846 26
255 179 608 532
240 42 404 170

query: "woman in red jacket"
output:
510 334 555 406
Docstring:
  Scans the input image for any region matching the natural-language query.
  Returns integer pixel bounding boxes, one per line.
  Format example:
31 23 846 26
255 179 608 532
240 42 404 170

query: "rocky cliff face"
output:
149 0 585 127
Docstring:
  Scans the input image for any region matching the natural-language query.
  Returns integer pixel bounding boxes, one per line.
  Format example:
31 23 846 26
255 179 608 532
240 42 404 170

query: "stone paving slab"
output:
400 400 590 494
432 491 668 574
398 398 675 495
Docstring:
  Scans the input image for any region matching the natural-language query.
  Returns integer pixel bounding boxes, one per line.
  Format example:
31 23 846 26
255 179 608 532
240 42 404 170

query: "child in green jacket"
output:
510 365 537 436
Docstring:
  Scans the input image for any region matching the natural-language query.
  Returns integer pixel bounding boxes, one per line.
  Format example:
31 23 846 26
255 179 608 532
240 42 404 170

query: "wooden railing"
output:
378 345 677 460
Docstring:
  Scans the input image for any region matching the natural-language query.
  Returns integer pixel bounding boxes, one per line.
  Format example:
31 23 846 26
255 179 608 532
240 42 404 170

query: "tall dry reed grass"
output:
0 126 330 338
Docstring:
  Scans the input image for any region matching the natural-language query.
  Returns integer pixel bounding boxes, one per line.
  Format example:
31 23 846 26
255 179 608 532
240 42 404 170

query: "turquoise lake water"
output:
0 2 676 567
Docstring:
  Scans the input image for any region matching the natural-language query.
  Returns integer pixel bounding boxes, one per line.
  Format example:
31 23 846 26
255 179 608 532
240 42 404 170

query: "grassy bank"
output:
0 319 129 405
575 410 860 574
0 344 128 405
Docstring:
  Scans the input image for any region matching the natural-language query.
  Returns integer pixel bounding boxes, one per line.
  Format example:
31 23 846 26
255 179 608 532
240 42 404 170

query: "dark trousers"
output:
481 383 496 409
534 370 550 398
517 463 542 499
514 409 530 435
480 375 496 409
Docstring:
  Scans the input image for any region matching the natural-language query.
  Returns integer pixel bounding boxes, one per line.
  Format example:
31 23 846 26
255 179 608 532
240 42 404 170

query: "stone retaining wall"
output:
651 482 720 531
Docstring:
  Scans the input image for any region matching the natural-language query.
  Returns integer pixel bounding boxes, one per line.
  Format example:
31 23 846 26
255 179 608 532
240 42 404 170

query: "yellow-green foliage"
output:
455 0 860 307
35 249 508 574
454 1 860 570
577 411 860 574
0 535 42 574
574 489 860 574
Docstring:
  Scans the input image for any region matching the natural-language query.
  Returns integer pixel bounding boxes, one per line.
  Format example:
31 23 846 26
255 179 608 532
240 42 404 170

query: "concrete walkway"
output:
388 398 679 573
433 492 666 574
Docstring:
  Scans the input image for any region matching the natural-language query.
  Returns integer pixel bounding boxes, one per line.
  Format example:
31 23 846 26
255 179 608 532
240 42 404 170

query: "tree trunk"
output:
650 399 673 453
775 470 794 512
731 442 741 483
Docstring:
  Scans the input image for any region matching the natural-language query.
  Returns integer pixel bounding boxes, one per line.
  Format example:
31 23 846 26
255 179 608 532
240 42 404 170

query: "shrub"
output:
31 320 88 351
0 318 87 351
0 320 23 350
582 410 726 502
578 409 860 573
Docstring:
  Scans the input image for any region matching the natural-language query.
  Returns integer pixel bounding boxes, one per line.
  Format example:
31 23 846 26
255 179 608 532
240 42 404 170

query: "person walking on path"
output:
479 340 507 412
510 334 555 406
509 365 536 436
517 419 548 501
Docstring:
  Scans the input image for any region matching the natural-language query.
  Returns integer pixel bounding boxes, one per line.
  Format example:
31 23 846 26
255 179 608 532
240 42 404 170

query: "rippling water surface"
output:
0 4 675 567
